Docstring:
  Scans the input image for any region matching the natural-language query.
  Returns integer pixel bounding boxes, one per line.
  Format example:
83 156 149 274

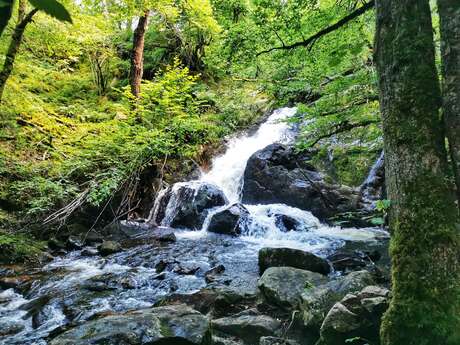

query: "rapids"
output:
0 107 387 345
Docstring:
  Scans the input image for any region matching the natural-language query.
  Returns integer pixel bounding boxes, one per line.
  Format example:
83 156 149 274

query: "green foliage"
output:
0 231 46 263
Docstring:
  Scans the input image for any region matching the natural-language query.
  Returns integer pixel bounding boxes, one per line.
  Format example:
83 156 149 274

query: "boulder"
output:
258 247 330 275
212 309 281 344
97 241 122 256
241 144 359 221
150 182 228 230
317 286 389 345
274 214 302 232
260 337 300 345
300 270 375 329
207 204 250 236
49 304 212 345
258 267 327 310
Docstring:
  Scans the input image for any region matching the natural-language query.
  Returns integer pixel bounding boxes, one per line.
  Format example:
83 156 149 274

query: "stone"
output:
205 264 226 283
97 241 122 256
49 304 212 345
259 337 300 345
258 247 330 275
301 270 375 329
274 214 302 232
317 286 389 345
207 204 250 236
0 321 25 337
150 182 228 230
241 144 359 221
212 309 282 345
258 267 327 310
81 247 99 257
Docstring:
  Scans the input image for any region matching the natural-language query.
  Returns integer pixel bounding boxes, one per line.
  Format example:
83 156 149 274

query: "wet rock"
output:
155 259 168 273
83 230 104 245
151 227 176 242
205 264 226 283
0 320 25 337
327 250 380 273
301 271 376 329
0 275 33 291
274 215 302 232
317 286 389 345
258 267 327 310
241 144 359 221
49 304 212 345
97 241 122 256
48 238 67 251
83 273 119 292
66 236 83 250
212 309 281 344
151 182 228 230
213 335 244 345
154 288 255 317
260 337 300 345
173 263 200 275
20 295 51 329
207 204 250 237
258 247 330 275
81 247 99 257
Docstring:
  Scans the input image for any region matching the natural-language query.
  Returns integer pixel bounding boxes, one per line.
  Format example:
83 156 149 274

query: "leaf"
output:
28 0 72 23
0 0 14 37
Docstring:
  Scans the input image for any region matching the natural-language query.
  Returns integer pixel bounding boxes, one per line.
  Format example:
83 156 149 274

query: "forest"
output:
0 1 458 345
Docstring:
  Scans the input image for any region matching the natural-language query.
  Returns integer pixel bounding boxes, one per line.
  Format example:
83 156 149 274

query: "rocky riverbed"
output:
0 108 389 345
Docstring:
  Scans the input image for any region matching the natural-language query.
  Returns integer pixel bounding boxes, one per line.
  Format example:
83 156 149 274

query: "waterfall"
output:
200 107 298 203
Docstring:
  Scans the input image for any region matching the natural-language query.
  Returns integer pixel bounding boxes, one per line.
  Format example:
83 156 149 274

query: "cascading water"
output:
200 107 298 203
0 107 388 345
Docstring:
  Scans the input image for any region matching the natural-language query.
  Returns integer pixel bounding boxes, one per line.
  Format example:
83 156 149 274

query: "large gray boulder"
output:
150 182 228 230
317 286 390 345
207 204 250 236
241 144 358 221
49 304 212 345
300 270 375 329
212 309 281 344
258 267 327 310
258 247 330 275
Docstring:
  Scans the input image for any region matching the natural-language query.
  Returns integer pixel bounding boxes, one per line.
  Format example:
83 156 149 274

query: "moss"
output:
0 231 46 264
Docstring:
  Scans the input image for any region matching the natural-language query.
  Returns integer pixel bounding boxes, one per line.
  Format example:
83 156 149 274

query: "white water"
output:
183 107 386 246
0 107 388 345
200 107 298 203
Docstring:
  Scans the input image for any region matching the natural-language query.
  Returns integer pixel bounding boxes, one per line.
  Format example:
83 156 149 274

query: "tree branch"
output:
257 0 375 56
308 118 379 147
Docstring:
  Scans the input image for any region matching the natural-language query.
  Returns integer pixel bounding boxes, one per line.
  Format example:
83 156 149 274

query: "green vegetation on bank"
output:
1 0 384 261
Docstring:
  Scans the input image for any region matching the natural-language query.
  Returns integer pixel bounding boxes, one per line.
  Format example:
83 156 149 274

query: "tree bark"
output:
438 0 460 210
0 8 38 102
130 12 149 98
375 1 460 344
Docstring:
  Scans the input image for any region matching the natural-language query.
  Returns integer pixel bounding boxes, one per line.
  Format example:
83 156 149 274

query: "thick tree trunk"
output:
438 0 460 209
0 8 38 102
375 1 460 344
129 12 149 98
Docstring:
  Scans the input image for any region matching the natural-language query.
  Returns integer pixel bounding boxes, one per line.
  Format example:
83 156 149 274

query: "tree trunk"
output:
0 8 38 102
375 1 460 344
438 0 460 209
129 12 149 98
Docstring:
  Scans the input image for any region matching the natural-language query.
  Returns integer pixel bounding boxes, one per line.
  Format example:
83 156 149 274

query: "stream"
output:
0 108 388 345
